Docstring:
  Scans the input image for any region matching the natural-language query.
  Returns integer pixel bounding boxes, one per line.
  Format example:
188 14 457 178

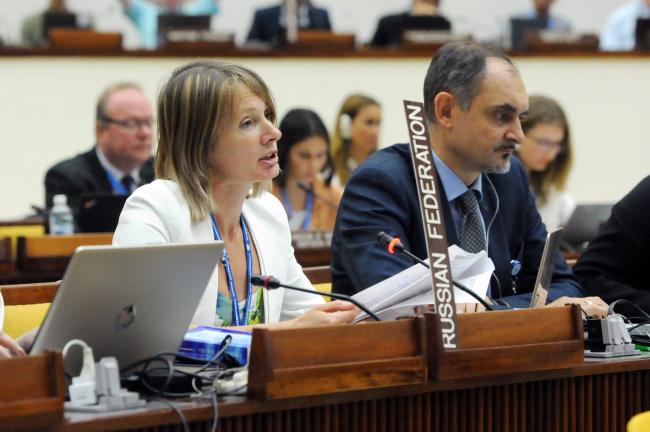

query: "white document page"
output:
352 245 494 321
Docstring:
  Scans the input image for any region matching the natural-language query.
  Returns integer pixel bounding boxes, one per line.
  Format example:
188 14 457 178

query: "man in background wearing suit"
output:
44 82 154 225
331 42 593 311
370 0 452 48
246 0 331 46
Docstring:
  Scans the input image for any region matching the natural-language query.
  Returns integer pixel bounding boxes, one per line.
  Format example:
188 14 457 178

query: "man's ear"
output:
433 92 456 128
95 121 105 139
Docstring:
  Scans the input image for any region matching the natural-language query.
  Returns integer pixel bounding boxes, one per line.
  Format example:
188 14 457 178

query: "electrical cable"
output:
120 337 235 398
150 397 190 432
483 174 500 252
608 299 650 321
210 390 219 432
605 300 650 347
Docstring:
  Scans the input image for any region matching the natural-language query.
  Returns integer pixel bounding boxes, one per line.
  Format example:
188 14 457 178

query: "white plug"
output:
214 369 248 394
95 357 122 396
62 339 97 407
64 350 146 413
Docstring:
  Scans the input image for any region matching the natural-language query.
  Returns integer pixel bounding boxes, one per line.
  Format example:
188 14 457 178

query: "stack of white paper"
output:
352 245 494 321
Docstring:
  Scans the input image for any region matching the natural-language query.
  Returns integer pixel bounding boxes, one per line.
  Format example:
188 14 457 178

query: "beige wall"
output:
1 55 648 219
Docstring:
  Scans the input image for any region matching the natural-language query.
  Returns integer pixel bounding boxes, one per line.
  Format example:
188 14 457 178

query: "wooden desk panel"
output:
66 356 650 432
4 45 650 59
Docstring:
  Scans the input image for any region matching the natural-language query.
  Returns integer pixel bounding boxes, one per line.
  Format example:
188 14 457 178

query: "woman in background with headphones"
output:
331 94 382 187
273 108 342 231
518 95 575 230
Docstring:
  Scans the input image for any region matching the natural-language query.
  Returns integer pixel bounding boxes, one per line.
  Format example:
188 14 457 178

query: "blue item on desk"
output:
178 326 252 365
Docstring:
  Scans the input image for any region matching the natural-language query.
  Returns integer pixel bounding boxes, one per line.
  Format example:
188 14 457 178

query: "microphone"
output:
297 181 339 210
251 274 381 321
376 231 494 311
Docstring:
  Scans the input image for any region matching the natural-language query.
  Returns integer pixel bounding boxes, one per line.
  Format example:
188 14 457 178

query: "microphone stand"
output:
251 275 381 321
376 232 494 311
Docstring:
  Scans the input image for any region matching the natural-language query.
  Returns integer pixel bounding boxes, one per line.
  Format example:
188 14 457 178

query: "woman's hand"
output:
290 300 359 328
0 331 27 359
546 296 609 319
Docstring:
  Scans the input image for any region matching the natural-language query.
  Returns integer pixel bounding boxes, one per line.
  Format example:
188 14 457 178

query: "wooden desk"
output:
3 45 650 59
66 355 650 432
0 233 113 284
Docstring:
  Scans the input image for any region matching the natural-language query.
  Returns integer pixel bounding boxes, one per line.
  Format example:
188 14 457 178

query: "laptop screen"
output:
30 242 223 373
529 227 563 308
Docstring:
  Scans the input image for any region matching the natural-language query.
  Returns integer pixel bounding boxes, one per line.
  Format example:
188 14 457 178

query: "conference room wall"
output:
0 56 648 219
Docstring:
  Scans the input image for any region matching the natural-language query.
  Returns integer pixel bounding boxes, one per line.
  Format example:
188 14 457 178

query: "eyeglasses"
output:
101 116 155 132
531 137 566 155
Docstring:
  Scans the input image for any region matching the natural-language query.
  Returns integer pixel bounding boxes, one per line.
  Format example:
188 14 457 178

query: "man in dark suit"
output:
246 0 331 45
574 176 650 317
44 82 154 226
331 42 601 312
371 0 451 48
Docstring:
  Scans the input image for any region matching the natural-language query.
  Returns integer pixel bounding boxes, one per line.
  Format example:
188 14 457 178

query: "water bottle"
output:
49 194 74 235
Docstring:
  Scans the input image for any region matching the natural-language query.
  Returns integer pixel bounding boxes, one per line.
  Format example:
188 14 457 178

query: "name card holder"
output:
48 29 122 52
424 305 584 380
523 33 599 53
247 318 429 400
283 31 356 54
247 306 583 400
160 33 236 55
0 351 65 431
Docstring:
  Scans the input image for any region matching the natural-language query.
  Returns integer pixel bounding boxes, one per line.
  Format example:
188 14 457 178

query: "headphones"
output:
339 113 352 140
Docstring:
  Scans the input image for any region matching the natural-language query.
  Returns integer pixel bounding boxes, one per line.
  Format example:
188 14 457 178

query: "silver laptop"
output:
30 242 223 371
529 227 563 308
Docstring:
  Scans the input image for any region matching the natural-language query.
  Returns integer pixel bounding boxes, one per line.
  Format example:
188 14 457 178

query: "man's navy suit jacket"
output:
330 143 582 308
246 4 331 44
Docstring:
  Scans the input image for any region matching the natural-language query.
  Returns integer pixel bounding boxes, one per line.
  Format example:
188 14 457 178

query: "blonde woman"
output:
518 95 575 230
331 94 381 187
114 61 356 328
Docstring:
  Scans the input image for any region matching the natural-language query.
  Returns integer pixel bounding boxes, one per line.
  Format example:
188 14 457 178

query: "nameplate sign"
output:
403 100 458 349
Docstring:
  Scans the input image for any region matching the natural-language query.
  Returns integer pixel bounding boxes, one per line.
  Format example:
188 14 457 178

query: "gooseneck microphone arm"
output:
251 275 381 321
376 231 494 311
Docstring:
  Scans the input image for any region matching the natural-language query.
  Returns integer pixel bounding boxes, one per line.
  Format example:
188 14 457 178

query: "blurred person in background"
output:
600 0 650 51
119 0 219 49
512 0 572 32
273 108 342 231
517 95 574 230
246 0 331 46
44 82 155 224
331 94 381 187
22 0 74 47
371 0 451 48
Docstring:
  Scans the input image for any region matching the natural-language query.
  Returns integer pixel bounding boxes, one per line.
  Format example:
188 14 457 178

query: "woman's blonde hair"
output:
521 95 573 204
156 61 277 221
331 94 380 186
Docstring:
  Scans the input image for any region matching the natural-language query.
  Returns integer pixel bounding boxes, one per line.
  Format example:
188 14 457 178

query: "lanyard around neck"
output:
281 186 314 230
210 213 253 326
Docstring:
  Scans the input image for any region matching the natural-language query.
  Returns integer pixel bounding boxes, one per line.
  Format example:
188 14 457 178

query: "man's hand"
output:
546 296 609 318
